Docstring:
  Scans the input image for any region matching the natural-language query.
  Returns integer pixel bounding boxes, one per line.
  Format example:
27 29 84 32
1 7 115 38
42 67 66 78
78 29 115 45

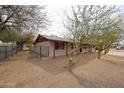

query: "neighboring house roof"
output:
0 42 16 46
34 34 72 44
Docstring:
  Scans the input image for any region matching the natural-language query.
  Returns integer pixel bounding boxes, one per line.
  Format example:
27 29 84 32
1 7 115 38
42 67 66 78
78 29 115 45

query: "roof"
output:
34 34 72 44
34 34 94 45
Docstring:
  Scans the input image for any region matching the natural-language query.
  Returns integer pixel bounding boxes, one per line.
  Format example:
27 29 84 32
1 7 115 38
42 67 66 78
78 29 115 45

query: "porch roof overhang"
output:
34 34 73 44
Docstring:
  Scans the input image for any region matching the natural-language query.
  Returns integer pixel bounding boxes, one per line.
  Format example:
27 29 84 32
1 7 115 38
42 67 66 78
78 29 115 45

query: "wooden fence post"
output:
0 46 2 56
48 46 49 57
12 46 13 56
16 46 18 54
40 46 42 58
5 46 7 58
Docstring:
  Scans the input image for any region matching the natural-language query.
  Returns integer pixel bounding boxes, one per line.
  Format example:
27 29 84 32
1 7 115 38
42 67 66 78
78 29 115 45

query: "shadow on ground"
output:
26 51 97 75
70 71 97 88
26 51 68 75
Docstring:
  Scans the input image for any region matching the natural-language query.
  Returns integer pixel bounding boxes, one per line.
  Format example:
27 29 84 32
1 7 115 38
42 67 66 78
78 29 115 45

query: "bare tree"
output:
0 5 48 33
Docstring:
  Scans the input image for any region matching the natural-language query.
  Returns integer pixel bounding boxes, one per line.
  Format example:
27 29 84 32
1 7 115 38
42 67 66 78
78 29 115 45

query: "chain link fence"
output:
30 46 49 57
0 45 23 60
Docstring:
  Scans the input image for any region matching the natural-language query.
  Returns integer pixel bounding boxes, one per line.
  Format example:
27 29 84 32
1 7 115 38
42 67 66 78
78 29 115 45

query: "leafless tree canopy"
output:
0 5 48 33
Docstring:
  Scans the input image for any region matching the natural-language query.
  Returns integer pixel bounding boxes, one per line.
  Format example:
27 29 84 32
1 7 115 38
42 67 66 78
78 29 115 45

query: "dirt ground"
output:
108 49 124 57
0 50 124 88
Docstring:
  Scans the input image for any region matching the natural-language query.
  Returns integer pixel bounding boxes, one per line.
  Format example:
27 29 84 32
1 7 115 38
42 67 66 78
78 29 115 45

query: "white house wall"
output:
33 41 96 57
51 42 67 57
34 41 72 57
35 41 50 46
49 41 54 57
49 42 69 57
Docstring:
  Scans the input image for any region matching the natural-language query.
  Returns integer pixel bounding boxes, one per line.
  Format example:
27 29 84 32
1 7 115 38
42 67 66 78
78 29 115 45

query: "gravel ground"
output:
0 50 124 88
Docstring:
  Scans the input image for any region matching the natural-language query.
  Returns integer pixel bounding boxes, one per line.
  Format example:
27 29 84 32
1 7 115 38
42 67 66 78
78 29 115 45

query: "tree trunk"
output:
104 49 107 55
98 50 101 59
88 45 91 52
104 48 109 55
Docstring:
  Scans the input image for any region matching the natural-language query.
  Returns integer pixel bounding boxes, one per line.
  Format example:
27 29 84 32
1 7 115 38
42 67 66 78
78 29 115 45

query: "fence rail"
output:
30 46 49 57
0 45 23 60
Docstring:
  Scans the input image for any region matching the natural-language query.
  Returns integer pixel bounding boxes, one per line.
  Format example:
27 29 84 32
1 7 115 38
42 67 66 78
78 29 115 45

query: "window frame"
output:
55 42 65 50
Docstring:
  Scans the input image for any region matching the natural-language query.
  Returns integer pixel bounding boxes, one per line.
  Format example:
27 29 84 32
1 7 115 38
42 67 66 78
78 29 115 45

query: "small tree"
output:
64 5 123 72
91 29 119 59
64 5 122 61
0 27 22 43
23 32 35 46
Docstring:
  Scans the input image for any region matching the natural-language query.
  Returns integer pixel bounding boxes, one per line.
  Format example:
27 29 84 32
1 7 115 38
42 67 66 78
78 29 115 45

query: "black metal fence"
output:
30 46 49 57
0 45 23 60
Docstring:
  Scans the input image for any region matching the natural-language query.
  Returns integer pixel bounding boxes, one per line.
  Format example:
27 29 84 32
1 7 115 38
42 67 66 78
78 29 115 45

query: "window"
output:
55 42 65 49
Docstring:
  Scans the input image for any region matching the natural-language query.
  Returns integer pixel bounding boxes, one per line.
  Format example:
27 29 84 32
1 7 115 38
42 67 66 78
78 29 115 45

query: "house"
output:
32 34 95 58
33 34 73 58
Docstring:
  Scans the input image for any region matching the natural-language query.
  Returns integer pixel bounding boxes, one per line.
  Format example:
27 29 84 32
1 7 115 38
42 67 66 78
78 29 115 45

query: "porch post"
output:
66 42 68 56
53 42 55 58
40 46 42 58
